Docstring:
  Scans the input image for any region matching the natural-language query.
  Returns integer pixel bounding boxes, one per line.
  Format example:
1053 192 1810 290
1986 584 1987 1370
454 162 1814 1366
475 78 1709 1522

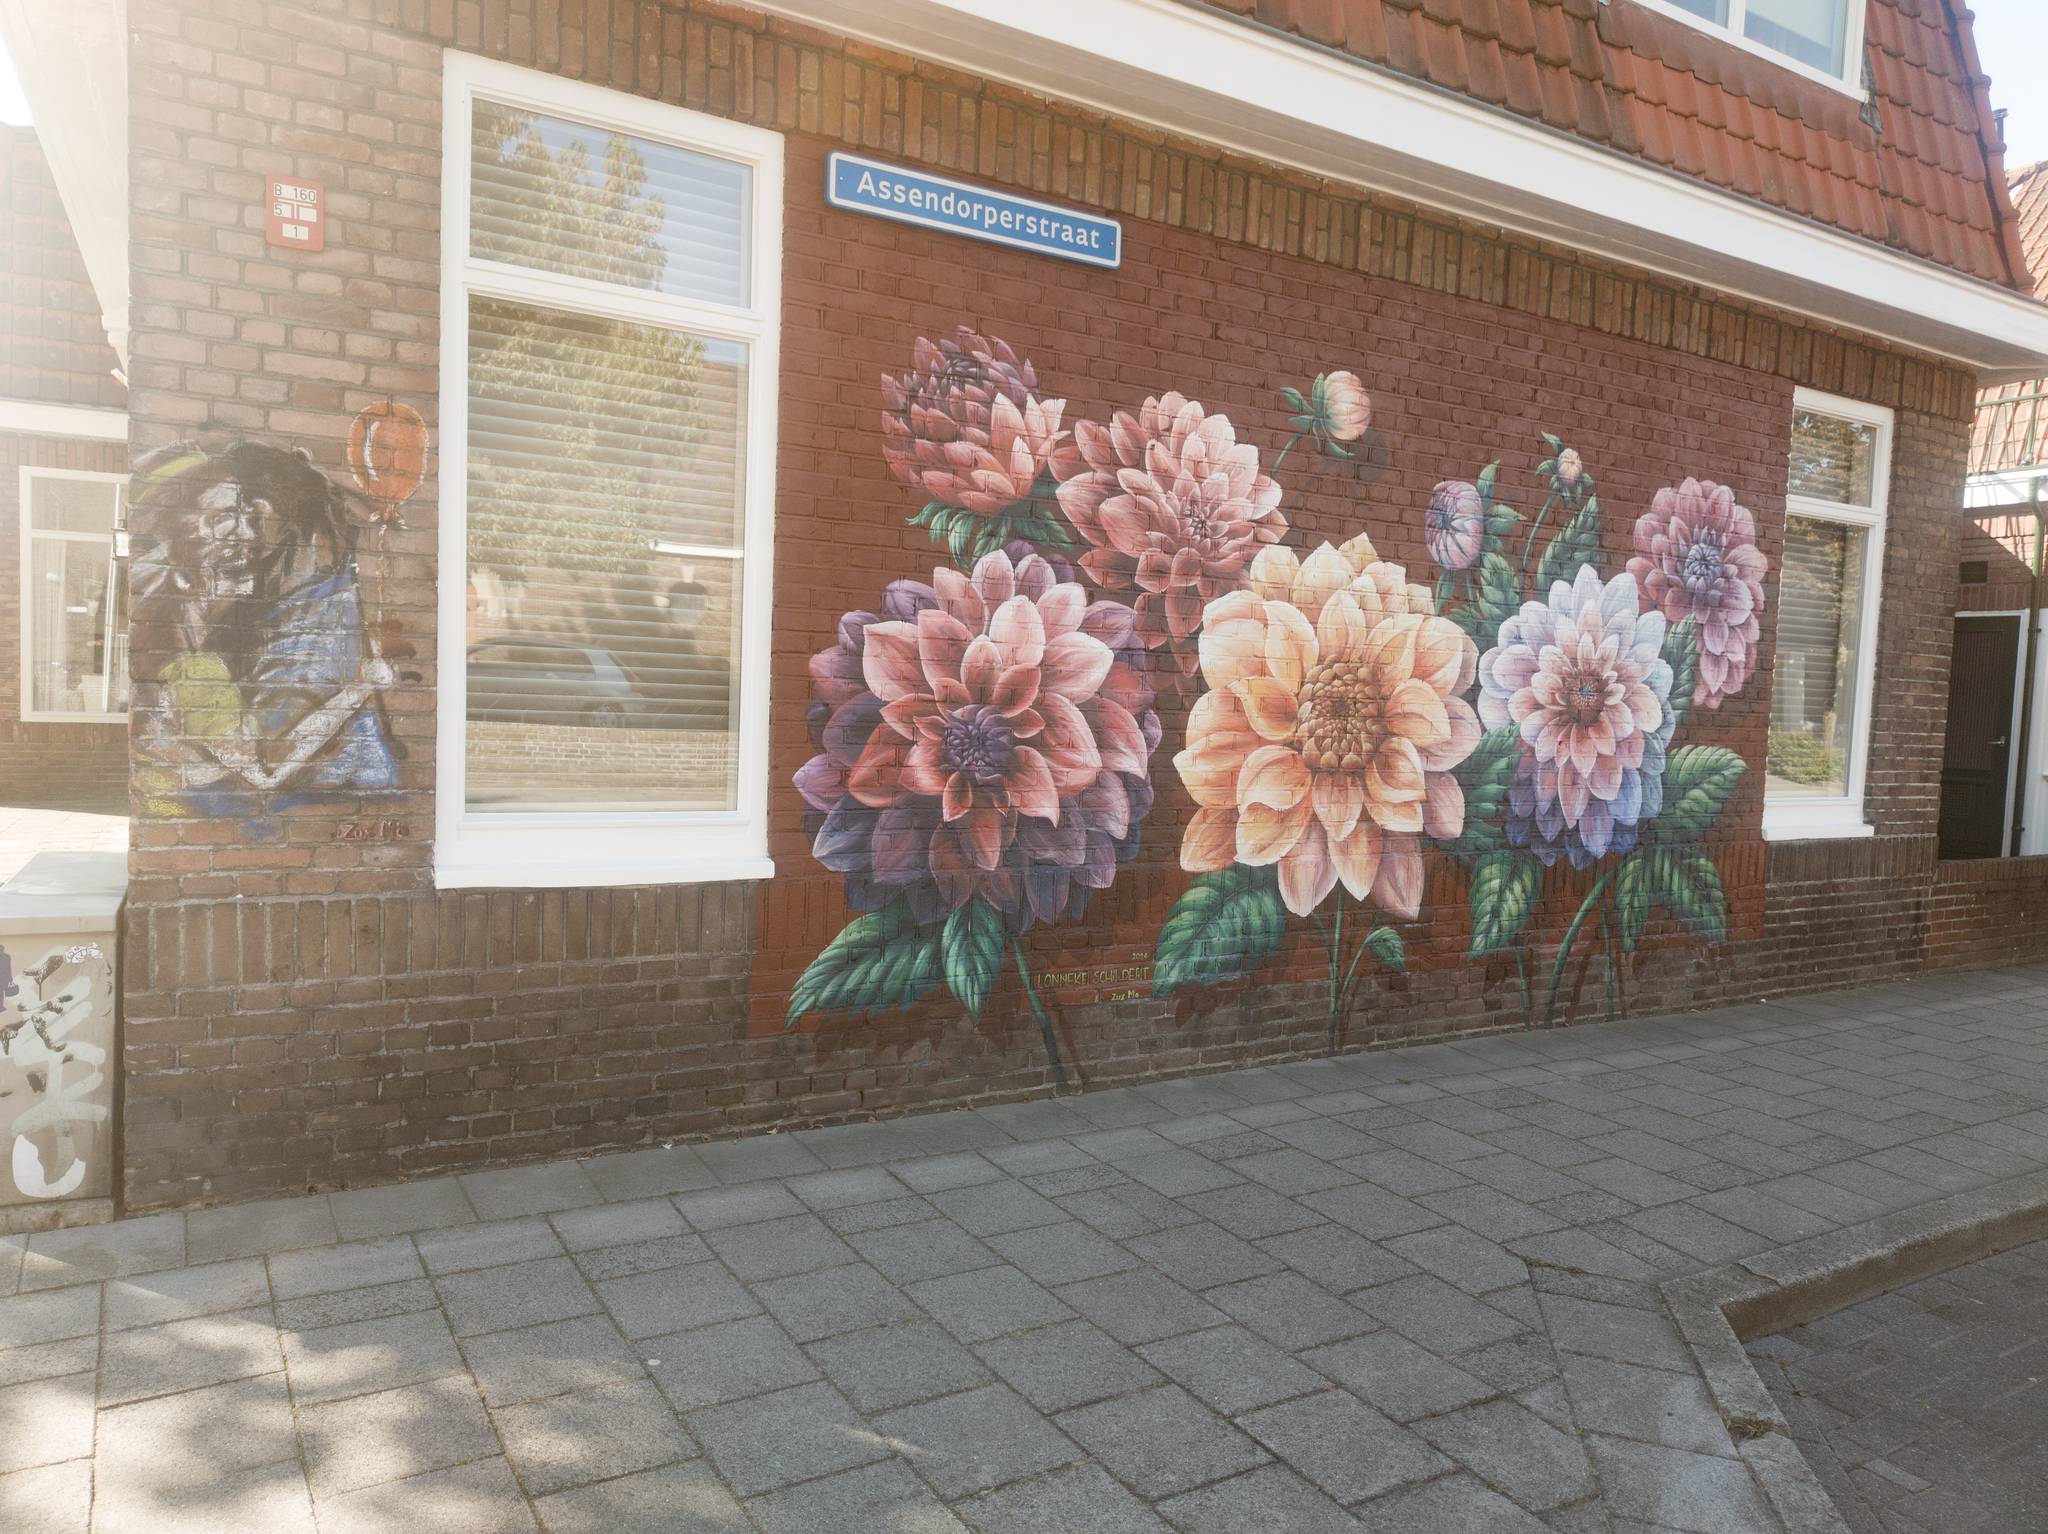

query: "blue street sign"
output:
826 152 1122 269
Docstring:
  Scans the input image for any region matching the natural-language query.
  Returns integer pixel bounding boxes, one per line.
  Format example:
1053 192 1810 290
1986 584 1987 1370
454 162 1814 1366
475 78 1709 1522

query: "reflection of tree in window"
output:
1767 517 1856 789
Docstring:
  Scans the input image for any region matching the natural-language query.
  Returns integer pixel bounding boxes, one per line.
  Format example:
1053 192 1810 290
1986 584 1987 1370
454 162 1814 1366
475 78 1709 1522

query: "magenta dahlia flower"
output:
1426 481 1486 573
1053 392 1286 691
796 547 1159 930
1626 479 1766 709
880 328 1073 517
1478 567 1675 868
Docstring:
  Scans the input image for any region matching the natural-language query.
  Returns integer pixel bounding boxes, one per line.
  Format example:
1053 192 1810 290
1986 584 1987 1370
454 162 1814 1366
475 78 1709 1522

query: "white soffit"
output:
748 0 2048 382
0 0 129 367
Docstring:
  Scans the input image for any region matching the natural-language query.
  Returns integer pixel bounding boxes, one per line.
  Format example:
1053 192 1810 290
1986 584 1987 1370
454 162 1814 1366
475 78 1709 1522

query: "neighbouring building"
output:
7 0 2048 1215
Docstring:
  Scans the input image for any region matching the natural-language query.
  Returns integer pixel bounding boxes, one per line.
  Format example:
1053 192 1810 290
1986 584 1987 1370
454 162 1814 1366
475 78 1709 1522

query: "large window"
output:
1637 0 1866 93
437 54 781 887
1764 390 1891 840
19 469 128 723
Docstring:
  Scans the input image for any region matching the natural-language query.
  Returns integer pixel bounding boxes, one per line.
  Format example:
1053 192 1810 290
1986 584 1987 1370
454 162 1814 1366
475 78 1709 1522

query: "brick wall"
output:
118 0 1995 1211
1926 854 2048 971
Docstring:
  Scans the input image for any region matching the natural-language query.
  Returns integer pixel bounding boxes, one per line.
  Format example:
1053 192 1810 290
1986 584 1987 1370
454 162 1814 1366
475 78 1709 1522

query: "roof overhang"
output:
0 0 128 368
749 0 2048 384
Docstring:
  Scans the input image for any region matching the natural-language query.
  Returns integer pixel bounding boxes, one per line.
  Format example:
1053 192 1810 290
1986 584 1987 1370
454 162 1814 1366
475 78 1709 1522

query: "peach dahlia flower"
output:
1174 537 1483 920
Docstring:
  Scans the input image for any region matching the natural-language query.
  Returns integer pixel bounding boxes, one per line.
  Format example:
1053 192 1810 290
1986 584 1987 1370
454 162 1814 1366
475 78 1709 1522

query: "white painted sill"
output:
433 854 777 891
1760 806 1876 843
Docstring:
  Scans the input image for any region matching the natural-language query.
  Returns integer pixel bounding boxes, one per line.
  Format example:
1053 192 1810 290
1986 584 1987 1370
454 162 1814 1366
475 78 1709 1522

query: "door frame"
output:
1955 609 2030 855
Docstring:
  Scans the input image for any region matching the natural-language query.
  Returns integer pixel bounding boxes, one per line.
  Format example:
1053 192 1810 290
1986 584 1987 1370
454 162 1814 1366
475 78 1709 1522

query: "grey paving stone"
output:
459 1313 646 1407
493 1377 694 1495
437 1255 598 1336
1349 1273 1527 1355
0 1287 99 1350
313 1455 536 1534
1351 1471 1553 1532
570 1233 713 1282
1207 1271 1378 1351
102 1257 261 1331
0 1460 90 1534
797 1120 926 1168
1053 1182 1197 1239
1240 1389 1450 1504
269 1236 422 1300
985 1220 1137 1285
581 1145 720 1202
1383 1225 1530 1294
185 1195 339 1264
687 1379 886 1496
1124 1221 1285 1291
18 1214 186 1292
1586 1436 1778 1533
787 1166 915 1208
0 1371 98 1474
703 1212 856 1282
748 1458 969 1534
1258 1222 1419 1294
847 1218 1000 1284
904 1112 1017 1155
1117 1148 1246 1197
753 1262 921 1342
910 1264 1073 1343
596 1260 758 1339
297 1375 500 1498
976 1318 1162 1412
459 1161 601 1221
807 1320 988 1413
1419 1184 1566 1242
548 1197 689 1253
673 1182 809 1231
873 1381 1079 1497
98 1459 316 1534
1301 1330 1496 1421
1139 1324 1326 1416
1056 1383 1269 1498
1229 1148 1360 1198
1179 1181 1325 1240
927 1180 1068 1236
646 1313 820 1410
329 1181 475 1243
696 1133 828 1183
1619 1203 1766 1266
1413 1398 1595 1513
532 1457 748 1532
1058 1268 1227 1345
823 1196 942 1235
981 1139 1100 1177
1562 1355 1734 1456
99 1306 283 1406
94 1370 298 1497
1339 1146 1476 1196
413 1217 563 1276
1157 1462 1365 1533
0 1335 95 1390
1539 1293 1693 1371
1301 1183 1444 1240
1026 1163 1131 1197
285 1308 466 1406
955 1462 1170 1533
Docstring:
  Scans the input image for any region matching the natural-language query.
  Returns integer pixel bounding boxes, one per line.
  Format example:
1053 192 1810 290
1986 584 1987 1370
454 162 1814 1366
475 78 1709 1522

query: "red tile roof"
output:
1972 162 2048 475
1195 0 2031 292
0 126 124 411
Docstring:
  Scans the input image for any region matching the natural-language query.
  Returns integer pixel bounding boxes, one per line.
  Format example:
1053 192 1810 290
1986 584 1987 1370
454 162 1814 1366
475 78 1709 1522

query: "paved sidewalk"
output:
4 967 2048 1533
1750 1238 2048 1534
0 805 128 883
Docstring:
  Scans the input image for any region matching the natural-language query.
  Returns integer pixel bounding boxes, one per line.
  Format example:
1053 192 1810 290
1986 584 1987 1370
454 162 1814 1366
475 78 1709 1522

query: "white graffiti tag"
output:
2 954 110 1201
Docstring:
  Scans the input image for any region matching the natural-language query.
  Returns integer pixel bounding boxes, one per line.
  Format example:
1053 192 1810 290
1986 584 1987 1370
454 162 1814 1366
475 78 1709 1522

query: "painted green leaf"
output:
786 899 942 1028
1650 745 1746 844
1450 551 1520 650
1484 504 1522 539
941 897 1006 1019
1612 850 1653 953
1476 460 1499 503
1364 926 1406 973
1535 493 1601 595
1659 847 1728 944
1152 865 1289 997
1541 431 1563 453
1663 617 1698 734
1468 850 1542 959
1444 725 1522 855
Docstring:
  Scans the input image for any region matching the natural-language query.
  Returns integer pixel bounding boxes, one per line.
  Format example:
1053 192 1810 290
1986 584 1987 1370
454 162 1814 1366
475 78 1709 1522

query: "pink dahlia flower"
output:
1625 478 1767 710
799 548 1159 925
1426 481 1486 573
1054 392 1287 690
1318 371 1372 443
1477 567 1675 868
880 328 1073 517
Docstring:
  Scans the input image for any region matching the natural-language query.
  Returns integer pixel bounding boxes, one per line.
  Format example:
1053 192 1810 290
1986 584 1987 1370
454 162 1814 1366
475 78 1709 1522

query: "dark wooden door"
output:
1939 615 2023 859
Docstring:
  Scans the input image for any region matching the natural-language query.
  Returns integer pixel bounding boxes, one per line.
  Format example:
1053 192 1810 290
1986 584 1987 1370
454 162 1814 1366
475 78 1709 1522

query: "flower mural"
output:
1626 478 1767 710
1053 392 1287 693
795 323 1766 1071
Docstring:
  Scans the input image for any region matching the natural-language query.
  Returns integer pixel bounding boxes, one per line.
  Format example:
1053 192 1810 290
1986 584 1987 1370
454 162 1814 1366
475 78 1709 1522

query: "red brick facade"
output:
113 0 2031 1212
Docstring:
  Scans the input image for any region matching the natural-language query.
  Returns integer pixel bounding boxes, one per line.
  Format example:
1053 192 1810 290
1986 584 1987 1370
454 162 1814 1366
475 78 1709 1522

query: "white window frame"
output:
18 466 127 725
1762 387 1892 843
435 51 782 890
1628 0 1869 99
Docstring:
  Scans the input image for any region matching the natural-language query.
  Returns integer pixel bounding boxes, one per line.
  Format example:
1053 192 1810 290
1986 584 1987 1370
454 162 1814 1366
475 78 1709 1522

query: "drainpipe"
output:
2007 472 2045 855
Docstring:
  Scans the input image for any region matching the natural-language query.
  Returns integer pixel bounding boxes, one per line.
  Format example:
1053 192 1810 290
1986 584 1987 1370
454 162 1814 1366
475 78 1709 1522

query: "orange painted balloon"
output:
346 400 428 505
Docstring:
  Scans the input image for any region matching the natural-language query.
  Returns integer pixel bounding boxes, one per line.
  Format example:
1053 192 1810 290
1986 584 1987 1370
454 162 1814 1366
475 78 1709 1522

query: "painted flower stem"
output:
1520 489 1559 588
1513 946 1533 1030
1600 889 1619 1020
1544 867 1617 1028
1326 895 1346 1054
1269 429 1308 478
1013 938 1070 1094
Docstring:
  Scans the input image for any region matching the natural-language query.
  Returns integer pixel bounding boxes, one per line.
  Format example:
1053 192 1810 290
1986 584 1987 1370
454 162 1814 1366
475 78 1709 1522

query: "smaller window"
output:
1631 0 1866 94
1763 391 1892 841
19 469 129 723
1960 560 1989 586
